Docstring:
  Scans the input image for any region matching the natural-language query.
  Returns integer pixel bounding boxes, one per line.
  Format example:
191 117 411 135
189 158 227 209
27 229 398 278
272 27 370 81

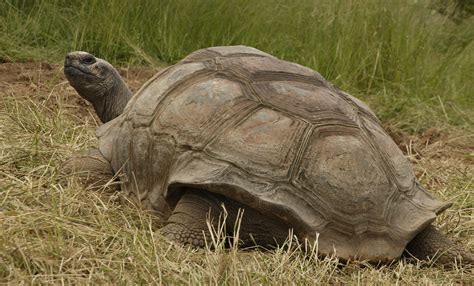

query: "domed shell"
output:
97 46 450 262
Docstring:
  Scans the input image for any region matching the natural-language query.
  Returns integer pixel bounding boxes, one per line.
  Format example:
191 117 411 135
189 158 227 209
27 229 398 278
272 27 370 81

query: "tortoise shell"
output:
97 46 450 261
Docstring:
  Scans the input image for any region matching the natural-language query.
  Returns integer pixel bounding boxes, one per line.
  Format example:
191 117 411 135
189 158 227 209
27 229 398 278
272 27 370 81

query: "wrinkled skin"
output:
61 149 119 192
64 52 132 123
63 50 474 267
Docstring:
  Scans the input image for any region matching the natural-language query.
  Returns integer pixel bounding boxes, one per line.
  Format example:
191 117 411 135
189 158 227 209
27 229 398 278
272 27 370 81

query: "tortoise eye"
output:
82 55 96 65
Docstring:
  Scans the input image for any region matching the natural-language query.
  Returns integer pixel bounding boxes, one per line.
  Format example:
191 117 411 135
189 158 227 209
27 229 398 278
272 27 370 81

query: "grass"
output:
0 0 473 284
1 0 474 131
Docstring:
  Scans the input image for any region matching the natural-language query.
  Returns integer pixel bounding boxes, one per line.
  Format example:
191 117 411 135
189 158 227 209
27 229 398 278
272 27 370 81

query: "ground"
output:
0 62 472 284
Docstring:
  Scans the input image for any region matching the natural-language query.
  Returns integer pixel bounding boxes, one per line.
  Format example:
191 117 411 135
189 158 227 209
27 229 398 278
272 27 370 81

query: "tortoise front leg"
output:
62 149 118 192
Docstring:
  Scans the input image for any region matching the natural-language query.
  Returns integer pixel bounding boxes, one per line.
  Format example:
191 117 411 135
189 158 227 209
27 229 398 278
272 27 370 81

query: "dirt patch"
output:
0 61 159 120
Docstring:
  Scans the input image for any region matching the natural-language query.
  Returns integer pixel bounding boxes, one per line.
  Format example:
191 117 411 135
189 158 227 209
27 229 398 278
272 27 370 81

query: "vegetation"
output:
0 0 473 284
1 0 473 130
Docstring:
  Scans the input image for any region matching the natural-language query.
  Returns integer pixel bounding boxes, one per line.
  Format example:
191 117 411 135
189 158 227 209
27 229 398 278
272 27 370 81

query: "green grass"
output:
1 0 473 131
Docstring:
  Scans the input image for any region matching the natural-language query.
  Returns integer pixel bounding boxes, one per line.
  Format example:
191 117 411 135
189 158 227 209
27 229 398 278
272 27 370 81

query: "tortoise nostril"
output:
65 54 74 67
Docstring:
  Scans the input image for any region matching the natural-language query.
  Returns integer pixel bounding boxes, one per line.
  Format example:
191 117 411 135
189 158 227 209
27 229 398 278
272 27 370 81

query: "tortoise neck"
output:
94 70 132 123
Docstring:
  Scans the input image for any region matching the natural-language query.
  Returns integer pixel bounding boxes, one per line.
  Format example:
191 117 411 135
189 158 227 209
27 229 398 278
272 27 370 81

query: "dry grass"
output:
0 62 473 284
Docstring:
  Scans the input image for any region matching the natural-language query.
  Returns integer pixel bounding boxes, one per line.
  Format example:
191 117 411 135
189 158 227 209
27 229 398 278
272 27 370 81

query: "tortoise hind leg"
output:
62 149 118 192
159 190 221 247
226 198 291 248
404 224 474 266
159 189 290 248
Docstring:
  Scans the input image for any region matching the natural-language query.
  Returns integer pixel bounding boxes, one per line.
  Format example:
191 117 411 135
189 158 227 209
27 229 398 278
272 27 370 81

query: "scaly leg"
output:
405 224 474 266
159 189 290 248
61 149 118 192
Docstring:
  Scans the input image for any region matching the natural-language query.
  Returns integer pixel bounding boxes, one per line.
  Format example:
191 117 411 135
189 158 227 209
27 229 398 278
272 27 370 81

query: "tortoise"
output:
63 45 473 265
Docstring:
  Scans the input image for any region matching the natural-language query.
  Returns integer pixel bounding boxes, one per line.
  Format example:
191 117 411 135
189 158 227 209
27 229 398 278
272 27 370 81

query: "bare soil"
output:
0 61 158 120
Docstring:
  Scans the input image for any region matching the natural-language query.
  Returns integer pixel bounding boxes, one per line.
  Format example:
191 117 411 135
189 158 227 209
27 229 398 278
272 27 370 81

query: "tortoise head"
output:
64 51 132 123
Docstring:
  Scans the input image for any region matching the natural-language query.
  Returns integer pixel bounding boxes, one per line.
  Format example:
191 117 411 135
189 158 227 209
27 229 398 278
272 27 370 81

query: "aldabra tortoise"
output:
63 45 473 265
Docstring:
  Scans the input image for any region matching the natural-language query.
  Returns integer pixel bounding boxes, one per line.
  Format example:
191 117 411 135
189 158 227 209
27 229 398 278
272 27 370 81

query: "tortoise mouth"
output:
64 65 98 78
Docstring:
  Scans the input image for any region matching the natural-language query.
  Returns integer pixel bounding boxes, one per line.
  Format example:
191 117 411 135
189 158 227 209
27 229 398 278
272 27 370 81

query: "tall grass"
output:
1 0 473 130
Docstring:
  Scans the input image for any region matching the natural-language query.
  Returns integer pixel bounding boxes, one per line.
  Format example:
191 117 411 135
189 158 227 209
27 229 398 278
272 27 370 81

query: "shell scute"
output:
205 108 307 179
294 129 392 222
129 62 207 121
152 77 255 149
